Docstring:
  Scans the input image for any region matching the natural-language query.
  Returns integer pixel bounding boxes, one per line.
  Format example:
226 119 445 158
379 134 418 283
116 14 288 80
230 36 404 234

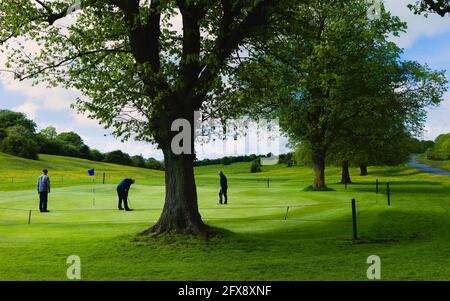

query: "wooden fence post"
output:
351 199 358 240
387 182 391 206
284 206 290 220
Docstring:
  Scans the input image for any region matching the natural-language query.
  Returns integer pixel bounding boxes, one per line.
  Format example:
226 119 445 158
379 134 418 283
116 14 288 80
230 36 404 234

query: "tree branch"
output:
423 0 450 16
193 0 280 108
4 47 130 81
177 0 206 104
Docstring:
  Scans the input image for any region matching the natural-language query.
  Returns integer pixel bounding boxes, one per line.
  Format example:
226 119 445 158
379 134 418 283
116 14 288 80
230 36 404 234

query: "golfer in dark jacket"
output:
218 171 228 205
37 169 51 212
117 178 135 211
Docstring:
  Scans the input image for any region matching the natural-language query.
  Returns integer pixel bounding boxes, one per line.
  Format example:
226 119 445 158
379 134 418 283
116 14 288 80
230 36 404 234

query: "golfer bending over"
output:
37 169 51 213
117 178 135 211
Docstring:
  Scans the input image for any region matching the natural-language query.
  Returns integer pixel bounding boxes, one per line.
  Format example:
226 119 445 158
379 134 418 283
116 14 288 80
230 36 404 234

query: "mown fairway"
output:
0 152 450 280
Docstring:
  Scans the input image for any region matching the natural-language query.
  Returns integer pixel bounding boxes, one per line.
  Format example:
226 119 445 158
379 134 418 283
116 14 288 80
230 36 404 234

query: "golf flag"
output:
88 168 96 206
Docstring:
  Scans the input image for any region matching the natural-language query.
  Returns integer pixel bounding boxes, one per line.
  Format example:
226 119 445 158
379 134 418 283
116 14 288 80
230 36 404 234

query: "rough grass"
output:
417 155 450 171
0 152 450 280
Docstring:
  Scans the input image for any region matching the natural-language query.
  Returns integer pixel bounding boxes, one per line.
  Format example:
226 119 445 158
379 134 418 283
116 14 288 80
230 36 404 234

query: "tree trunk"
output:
312 152 326 189
360 163 368 176
141 145 209 237
341 160 352 184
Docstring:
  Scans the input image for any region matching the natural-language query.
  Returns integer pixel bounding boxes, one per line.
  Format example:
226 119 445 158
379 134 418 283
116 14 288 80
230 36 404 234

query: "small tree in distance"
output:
228 0 447 189
250 159 262 173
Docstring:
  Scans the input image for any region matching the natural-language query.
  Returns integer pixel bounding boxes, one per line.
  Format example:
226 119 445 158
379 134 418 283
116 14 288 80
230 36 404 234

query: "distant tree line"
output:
194 153 296 173
194 154 263 167
294 136 434 182
0 110 164 170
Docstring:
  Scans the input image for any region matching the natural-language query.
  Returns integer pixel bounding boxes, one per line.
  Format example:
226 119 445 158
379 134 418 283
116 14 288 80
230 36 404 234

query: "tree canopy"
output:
409 0 450 16
226 0 447 189
1 0 447 235
0 0 298 235
0 110 37 133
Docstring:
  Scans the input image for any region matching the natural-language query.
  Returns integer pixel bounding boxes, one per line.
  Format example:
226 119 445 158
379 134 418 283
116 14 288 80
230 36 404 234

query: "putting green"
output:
1 153 450 280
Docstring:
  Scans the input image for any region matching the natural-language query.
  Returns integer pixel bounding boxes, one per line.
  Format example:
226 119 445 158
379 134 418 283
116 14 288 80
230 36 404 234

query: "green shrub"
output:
104 150 132 165
0 128 6 141
250 159 262 173
279 152 295 167
431 134 450 160
425 148 433 160
0 135 38 160
131 155 146 168
5 125 35 139
221 156 231 165
146 158 165 171
90 149 105 161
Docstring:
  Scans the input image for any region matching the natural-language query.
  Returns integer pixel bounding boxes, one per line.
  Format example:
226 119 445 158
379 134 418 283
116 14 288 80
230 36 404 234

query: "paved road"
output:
407 156 450 177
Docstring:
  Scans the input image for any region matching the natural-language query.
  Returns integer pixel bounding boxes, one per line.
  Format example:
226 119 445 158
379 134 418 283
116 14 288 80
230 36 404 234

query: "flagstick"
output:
92 177 95 207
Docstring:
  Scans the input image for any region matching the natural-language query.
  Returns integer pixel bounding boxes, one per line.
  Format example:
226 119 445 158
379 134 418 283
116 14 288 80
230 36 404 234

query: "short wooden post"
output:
28 210 32 225
376 179 379 194
387 182 391 206
267 178 269 188
351 199 358 240
103 172 106 185
284 206 290 220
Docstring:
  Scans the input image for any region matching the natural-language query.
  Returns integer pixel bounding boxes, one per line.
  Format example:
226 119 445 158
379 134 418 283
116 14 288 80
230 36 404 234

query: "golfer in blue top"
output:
37 169 51 212
117 178 135 211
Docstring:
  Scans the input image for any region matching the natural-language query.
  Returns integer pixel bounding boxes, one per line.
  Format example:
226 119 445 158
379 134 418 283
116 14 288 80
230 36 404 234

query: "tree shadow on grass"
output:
127 198 450 244
369 167 423 177
348 180 445 194
355 209 450 244
82 205 447 282
119 209 450 270
129 226 265 254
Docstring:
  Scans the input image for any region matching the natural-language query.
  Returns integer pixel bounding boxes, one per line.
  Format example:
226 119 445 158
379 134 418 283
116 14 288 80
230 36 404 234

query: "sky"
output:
1 0 450 160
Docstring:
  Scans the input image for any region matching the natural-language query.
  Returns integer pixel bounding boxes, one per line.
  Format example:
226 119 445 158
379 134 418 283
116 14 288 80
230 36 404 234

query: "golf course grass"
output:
417 155 450 172
0 152 449 280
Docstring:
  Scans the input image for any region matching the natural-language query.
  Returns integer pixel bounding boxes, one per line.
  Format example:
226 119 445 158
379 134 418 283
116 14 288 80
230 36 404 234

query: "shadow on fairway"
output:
348 180 445 194
369 167 423 177
356 209 450 243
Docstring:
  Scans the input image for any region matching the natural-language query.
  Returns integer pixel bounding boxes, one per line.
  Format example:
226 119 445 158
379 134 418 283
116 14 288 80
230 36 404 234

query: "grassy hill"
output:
1 152 450 280
0 152 164 191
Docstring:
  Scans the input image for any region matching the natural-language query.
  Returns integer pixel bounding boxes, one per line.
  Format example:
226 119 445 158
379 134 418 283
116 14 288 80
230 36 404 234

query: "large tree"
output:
0 1 293 236
226 0 447 189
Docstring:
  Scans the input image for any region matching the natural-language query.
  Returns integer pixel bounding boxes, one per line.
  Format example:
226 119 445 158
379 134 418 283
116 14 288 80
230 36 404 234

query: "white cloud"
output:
71 111 100 128
438 92 450 112
1 79 75 110
13 100 39 119
424 93 450 140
